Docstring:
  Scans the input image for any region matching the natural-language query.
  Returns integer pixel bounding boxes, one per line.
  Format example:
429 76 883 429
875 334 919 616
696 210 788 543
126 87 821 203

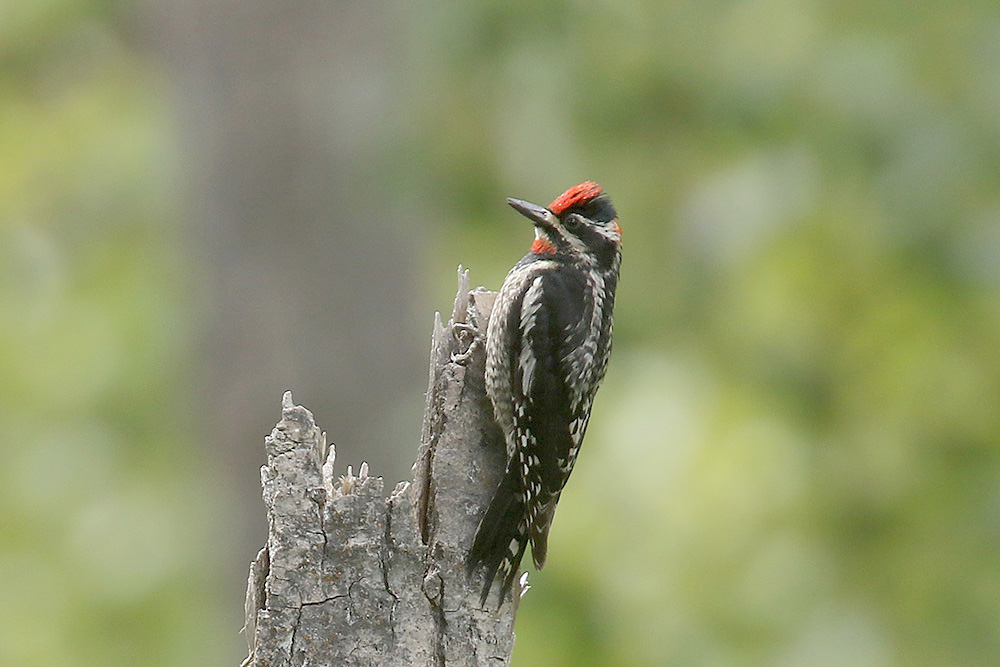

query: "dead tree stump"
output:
242 269 520 666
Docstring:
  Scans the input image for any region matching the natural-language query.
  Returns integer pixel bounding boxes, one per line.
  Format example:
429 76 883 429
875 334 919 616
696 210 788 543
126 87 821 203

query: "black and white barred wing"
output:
513 271 591 570
469 267 592 603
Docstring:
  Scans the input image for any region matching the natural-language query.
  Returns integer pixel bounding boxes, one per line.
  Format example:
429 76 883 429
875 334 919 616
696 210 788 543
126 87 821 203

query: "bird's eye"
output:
564 215 582 231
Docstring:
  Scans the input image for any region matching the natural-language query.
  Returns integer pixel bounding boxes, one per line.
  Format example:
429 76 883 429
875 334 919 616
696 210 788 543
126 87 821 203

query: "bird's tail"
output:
467 463 528 606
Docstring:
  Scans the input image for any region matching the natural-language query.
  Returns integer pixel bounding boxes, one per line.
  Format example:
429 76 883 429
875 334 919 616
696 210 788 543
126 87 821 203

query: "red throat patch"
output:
549 181 603 215
531 237 557 255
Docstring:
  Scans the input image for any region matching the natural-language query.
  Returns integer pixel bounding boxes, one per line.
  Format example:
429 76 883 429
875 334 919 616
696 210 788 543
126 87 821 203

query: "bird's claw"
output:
450 322 478 364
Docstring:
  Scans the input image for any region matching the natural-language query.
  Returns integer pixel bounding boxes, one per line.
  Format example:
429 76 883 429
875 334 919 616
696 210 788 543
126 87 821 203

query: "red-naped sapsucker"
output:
468 182 622 605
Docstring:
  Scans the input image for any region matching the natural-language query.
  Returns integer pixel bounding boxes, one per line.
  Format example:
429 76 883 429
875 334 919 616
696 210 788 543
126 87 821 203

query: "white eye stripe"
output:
556 215 619 244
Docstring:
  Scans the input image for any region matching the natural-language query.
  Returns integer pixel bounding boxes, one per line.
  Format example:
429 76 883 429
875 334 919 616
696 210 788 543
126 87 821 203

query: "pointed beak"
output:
507 198 558 229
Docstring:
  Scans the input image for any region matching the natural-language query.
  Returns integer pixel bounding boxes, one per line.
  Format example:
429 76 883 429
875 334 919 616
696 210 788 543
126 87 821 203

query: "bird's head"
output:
507 182 621 270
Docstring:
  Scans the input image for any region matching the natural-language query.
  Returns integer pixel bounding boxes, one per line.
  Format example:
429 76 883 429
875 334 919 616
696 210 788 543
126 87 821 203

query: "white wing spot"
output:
518 277 546 397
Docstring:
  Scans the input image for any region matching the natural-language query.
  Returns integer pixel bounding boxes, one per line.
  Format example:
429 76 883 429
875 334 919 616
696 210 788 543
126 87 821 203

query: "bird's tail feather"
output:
467 464 528 606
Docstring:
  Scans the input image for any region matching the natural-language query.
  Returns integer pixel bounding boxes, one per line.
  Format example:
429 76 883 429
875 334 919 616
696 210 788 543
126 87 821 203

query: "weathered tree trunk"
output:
243 269 519 666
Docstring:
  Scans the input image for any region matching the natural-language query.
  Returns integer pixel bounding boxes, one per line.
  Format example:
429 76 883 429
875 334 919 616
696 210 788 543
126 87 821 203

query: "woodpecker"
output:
468 182 622 605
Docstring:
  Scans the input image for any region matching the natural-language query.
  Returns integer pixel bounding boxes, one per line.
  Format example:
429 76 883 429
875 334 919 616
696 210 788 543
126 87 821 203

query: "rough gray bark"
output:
243 269 520 666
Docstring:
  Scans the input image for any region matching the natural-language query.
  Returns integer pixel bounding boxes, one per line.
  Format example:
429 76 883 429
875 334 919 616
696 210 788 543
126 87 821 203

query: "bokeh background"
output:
3 0 1000 664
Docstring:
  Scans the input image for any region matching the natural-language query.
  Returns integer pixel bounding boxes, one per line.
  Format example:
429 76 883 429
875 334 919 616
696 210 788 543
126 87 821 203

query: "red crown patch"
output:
549 181 603 215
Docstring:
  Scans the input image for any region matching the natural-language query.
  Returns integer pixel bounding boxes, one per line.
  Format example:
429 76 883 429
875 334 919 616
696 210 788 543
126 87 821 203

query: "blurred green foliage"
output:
3 0 1000 664
0 0 228 664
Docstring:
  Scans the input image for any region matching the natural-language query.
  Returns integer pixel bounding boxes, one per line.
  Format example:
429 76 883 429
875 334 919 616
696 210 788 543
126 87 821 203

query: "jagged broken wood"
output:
242 269 520 666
